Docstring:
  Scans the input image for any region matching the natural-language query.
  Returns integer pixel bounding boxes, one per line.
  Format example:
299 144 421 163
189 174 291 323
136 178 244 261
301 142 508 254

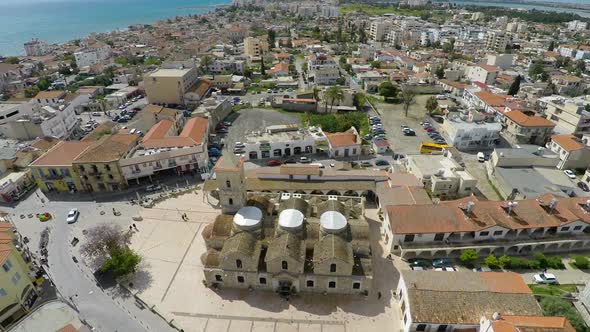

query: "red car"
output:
267 160 282 167
425 127 435 132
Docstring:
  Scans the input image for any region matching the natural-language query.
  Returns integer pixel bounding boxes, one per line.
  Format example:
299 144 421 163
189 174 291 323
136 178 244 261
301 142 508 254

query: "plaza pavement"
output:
128 191 403 332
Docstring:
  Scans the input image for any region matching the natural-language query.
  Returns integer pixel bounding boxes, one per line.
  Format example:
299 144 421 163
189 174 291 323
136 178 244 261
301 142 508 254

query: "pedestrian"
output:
129 225 133 232
378 291 382 299
133 223 138 231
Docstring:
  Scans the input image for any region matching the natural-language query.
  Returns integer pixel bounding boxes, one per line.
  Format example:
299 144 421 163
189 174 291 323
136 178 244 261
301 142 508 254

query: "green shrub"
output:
534 252 548 268
540 297 587 332
507 256 530 269
546 256 564 269
460 249 479 267
572 256 589 269
498 255 511 269
484 254 500 269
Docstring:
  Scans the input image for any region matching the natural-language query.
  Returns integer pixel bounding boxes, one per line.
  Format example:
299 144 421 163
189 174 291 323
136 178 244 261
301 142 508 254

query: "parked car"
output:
360 161 373 167
363 134 372 140
534 273 558 284
435 267 457 271
427 131 440 137
473 267 492 272
477 152 486 162
284 159 296 164
420 121 431 128
408 258 432 268
375 160 389 166
433 138 447 144
208 148 222 157
37 212 52 222
564 169 576 179
66 208 79 224
91 112 101 116
216 128 228 134
432 258 452 268
299 156 311 163
435 94 447 100
410 266 426 271
223 121 232 127
146 184 162 192
577 181 590 192
267 159 282 166
425 127 435 132
403 129 416 136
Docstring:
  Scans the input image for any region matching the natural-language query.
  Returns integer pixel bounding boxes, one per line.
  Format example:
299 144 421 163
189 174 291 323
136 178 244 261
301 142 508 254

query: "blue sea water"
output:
0 0 230 56
437 0 590 18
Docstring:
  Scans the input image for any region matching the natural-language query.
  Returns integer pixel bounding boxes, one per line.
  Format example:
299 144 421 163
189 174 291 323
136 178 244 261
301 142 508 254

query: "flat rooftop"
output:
244 128 325 144
445 117 502 131
410 155 462 178
148 68 192 78
0 103 26 112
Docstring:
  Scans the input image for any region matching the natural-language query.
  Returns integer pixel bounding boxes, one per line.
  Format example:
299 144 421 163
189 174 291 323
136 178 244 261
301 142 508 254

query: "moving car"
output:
577 181 589 192
564 169 576 179
477 152 486 162
66 208 79 224
267 159 282 167
534 273 558 284
91 112 101 116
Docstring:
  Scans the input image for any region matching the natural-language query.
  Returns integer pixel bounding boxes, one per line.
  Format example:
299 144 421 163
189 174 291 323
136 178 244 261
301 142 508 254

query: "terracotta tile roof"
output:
56 324 79 332
473 81 490 90
327 132 358 148
386 194 590 234
475 91 507 106
33 90 66 99
31 137 60 151
188 79 212 98
31 141 94 167
551 134 585 152
505 111 556 128
74 134 139 163
479 64 501 72
270 62 289 74
143 120 174 141
179 117 208 144
0 244 11 265
439 79 467 89
494 315 576 332
279 165 321 176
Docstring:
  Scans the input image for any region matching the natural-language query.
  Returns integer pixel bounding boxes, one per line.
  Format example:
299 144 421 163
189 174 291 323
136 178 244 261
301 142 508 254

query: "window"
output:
236 259 242 269
437 325 448 332
226 180 231 188
404 234 415 242
335 150 339 157
282 261 288 270
11 272 20 285
353 282 360 289
229 198 233 205
479 231 489 236
416 324 427 331
215 275 222 282
2 260 12 272
329 281 336 288
330 264 336 272
574 225 582 231
434 233 444 241
307 280 314 287
0 288 6 297
237 276 244 283
493 230 503 236
403 314 407 324
259 277 266 284
561 226 570 232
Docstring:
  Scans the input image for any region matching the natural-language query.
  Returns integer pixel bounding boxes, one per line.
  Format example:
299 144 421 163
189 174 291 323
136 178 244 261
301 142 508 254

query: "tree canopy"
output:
508 75 522 96
378 81 399 100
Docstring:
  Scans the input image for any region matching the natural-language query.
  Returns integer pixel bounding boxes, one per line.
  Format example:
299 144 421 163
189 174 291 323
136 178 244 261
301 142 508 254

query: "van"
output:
477 152 485 162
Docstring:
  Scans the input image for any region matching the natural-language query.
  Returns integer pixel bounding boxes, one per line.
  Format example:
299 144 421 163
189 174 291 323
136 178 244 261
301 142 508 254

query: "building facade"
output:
144 66 199 105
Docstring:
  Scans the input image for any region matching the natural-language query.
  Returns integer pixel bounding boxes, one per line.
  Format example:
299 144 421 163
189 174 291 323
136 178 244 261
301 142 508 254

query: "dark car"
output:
216 128 229 134
432 258 452 268
403 130 416 136
427 131 440 137
408 258 432 268
267 159 282 167
208 148 222 157
578 181 590 192
284 159 296 164
375 160 389 166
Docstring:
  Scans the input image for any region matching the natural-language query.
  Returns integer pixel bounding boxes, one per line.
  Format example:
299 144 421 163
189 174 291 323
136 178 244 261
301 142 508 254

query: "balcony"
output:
154 164 163 170
169 161 177 167
131 169 141 174
44 173 64 180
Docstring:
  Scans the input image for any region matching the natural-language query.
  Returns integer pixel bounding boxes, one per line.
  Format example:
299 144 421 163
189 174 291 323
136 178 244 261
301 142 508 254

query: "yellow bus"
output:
419 142 449 154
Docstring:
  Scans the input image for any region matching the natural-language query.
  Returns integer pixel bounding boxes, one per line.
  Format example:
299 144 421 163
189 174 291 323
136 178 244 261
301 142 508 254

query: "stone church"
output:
201 154 373 296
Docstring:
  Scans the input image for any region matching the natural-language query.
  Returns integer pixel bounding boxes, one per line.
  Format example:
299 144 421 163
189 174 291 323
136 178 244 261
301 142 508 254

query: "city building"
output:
406 154 477 198
466 65 500 85
29 141 93 193
502 110 556 146
72 134 140 192
7 300 89 332
23 39 49 57
144 65 199 105
486 53 514 70
307 53 340 86
369 20 392 42
567 20 588 32
74 41 112 68
546 134 590 170
239 124 326 160
0 222 38 328
326 127 361 158
484 31 509 51
243 37 269 58
538 96 590 136
192 96 232 131
382 194 590 259
397 270 573 332
201 159 372 296
441 111 502 151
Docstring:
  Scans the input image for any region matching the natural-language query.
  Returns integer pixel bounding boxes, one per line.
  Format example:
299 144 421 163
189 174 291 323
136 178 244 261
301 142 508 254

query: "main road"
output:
8 191 176 332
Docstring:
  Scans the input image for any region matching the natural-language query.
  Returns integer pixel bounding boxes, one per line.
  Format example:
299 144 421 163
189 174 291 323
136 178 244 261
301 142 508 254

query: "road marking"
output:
160 223 203 302
171 312 345 326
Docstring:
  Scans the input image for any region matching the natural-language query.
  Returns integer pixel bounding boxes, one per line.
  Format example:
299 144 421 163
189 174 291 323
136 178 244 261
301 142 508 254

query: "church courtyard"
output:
127 191 402 332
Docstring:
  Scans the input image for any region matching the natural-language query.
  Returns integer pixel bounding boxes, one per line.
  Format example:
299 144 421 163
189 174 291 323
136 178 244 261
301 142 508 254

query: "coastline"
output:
436 0 590 18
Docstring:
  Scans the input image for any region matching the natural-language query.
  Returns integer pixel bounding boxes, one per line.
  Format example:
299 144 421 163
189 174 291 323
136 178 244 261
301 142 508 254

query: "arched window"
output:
236 259 242 269
226 180 231 188
282 261 288 270
330 263 336 272
229 198 233 205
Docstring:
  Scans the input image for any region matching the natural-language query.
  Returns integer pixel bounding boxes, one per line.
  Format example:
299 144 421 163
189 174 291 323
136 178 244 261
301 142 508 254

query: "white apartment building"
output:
0 104 77 140
442 112 502 151
120 117 209 182
484 31 509 51
538 95 590 136
207 58 245 74
386 30 402 46
74 42 112 68
567 20 588 32
238 125 327 160
466 64 500 85
486 53 514 70
406 154 477 198
369 20 392 42
320 6 339 17
23 39 49 57
307 53 340 86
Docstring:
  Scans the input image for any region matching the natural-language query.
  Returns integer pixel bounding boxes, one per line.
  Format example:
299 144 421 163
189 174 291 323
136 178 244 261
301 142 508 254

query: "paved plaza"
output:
128 191 402 332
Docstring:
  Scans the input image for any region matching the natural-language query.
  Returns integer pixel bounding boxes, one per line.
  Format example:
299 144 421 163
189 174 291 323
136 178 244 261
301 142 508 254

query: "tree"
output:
260 53 266 76
115 57 129 66
378 81 398 101
24 87 39 98
435 66 445 79
81 223 137 269
499 255 511 269
425 96 439 115
36 77 51 91
507 75 522 96
325 86 344 113
401 85 416 117
459 249 479 267
548 40 555 51
369 61 382 69
101 247 141 277
243 67 253 78
540 297 587 332
200 55 213 77
353 92 367 110
4 57 19 64
267 29 276 48
529 62 546 81
484 254 500 269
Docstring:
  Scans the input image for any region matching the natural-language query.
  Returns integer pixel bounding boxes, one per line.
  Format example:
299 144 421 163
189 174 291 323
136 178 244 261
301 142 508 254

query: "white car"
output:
564 170 576 179
299 156 311 163
66 208 79 224
435 267 457 272
411 266 426 271
91 112 101 116
473 267 492 272
534 273 558 284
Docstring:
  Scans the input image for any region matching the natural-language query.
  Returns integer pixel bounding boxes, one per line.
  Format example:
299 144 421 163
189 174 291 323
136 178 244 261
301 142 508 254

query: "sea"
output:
0 0 230 56
440 0 590 18
0 0 588 56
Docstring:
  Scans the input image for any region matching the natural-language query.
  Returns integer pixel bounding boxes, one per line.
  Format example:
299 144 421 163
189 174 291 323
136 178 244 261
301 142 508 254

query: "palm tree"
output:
326 86 344 113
